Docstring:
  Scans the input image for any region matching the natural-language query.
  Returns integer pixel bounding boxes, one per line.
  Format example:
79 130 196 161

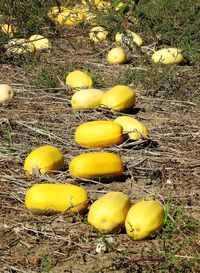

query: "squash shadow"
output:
118 139 159 150
74 173 130 185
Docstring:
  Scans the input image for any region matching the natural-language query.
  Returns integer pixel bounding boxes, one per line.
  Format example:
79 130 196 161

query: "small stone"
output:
96 243 107 254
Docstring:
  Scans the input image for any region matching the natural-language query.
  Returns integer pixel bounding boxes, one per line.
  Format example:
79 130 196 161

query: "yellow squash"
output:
71 88 105 109
107 47 127 65
5 39 35 55
47 6 69 19
88 191 131 234
115 30 143 48
28 35 52 50
125 200 165 240
101 85 136 111
1 23 18 37
48 6 85 26
89 26 108 43
73 4 97 25
66 70 93 91
0 84 14 103
25 184 88 213
24 145 64 175
114 116 149 140
152 48 184 64
55 10 85 26
69 152 123 178
75 120 123 148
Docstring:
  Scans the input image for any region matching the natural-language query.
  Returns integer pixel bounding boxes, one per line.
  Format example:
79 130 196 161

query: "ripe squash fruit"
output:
47 6 69 19
125 200 165 240
24 145 64 175
71 88 105 109
5 39 35 55
55 10 85 26
114 116 149 140
25 184 88 213
69 152 123 178
28 35 52 50
88 191 131 234
75 120 124 148
107 47 127 65
115 30 143 48
66 70 93 91
0 84 14 103
152 48 184 65
1 23 18 37
48 6 85 26
101 85 136 111
89 26 108 43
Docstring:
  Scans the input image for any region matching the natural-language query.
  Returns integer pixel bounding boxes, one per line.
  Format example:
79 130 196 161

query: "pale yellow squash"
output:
73 3 97 25
48 6 85 26
47 6 69 19
93 0 111 9
83 11 97 25
101 85 136 111
88 191 131 234
25 184 88 213
28 35 52 50
89 26 108 43
71 88 105 109
125 200 165 240
75 120 123 148
114 116 149 140
55 10 85 26
66 70 93 91
107 47 127 65
69 152 124 178
24 145 64 175
0 84 14 103
5 39 35 55
152 48 184 64
115 30 143 47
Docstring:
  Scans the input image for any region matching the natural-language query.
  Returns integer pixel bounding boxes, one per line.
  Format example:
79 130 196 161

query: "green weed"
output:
32 69 58 88
134 0 200 63
40 254 53 272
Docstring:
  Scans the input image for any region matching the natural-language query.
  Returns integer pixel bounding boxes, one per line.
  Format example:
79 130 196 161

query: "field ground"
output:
0 1 200 272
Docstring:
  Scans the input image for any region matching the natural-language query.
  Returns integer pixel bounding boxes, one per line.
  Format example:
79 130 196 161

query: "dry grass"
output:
1 71 199 272
0 1 200 272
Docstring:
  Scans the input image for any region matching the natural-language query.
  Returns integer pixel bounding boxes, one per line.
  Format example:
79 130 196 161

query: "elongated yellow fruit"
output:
71 88 105 109
25 184 88 213
125 200 165 240
152 48 184 64
69 152 124 178
24 145 64 175
75 120 123 148
101 85 136 111
88 191 131 234
114 116 149 140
